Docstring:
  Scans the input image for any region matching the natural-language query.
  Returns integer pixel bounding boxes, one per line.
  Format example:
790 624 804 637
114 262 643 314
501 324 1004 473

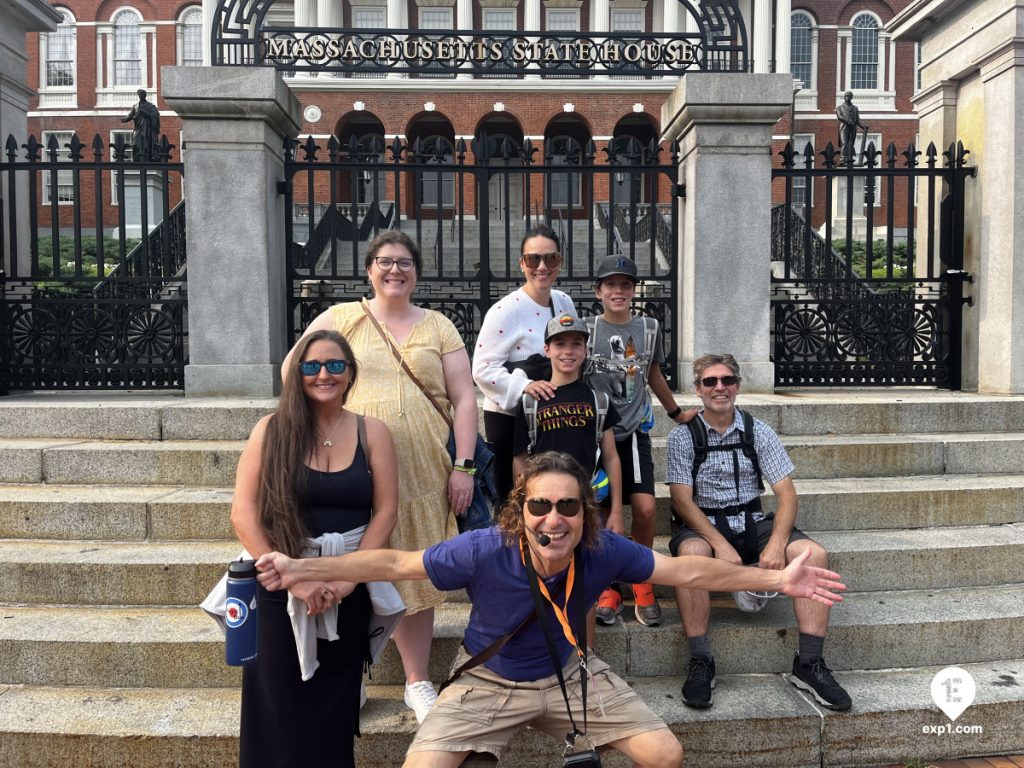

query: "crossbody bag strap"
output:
437 611 535 694
359 300 454 431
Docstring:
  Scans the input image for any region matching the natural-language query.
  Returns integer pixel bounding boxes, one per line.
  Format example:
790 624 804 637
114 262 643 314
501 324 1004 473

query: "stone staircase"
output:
1 391 1023 767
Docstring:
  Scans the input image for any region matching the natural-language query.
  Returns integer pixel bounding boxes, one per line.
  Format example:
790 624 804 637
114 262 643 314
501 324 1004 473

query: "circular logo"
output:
225 597 249 629
558 314 575 327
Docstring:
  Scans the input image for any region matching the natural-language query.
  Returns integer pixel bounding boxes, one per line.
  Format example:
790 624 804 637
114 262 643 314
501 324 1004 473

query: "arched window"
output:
178 7 203 66
113 9 143 86
790 12 814 91
46 10 76 87
851 13 879 90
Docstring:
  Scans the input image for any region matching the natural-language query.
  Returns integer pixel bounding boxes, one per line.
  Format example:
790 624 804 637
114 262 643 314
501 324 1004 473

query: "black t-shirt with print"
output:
513 379 621 476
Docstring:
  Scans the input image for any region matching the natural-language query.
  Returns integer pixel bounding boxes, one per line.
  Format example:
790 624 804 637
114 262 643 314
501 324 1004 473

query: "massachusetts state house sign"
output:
211 0 748 76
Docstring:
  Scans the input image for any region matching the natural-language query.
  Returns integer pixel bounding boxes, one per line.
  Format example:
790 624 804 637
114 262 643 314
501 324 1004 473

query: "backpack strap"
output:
685 415 709 488
641 316 659 361
523 393 539 455
738 409 764 492
584 316 598 359
592 389 610 468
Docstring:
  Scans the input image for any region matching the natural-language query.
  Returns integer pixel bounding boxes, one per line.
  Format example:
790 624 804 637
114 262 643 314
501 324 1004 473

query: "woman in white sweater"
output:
471 224 578 502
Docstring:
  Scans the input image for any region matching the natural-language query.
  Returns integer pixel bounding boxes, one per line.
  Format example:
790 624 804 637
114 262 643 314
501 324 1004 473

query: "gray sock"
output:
688 635 712 660
798 632 825 663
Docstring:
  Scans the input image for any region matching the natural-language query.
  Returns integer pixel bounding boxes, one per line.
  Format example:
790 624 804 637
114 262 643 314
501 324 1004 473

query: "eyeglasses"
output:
525 497 582 517
299 359 349 376
374 256 416 272
521 252 562 269
699 375 740 388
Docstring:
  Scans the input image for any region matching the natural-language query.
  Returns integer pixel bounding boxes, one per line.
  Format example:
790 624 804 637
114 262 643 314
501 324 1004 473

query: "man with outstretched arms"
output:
258 451 846 767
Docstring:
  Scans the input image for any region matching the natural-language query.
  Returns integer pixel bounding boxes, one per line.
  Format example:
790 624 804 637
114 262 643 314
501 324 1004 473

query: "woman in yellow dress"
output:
283 230 478 723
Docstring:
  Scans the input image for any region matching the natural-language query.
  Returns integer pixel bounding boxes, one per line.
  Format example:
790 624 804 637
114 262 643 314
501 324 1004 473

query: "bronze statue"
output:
121 89 161 162
836 91 869 166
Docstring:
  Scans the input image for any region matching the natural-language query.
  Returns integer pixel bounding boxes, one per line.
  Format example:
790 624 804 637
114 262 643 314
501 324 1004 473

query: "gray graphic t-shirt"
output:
585 315 664 439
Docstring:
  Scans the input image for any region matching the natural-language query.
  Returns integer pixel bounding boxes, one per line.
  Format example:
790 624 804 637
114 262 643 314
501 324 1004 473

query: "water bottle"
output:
224 559 259 666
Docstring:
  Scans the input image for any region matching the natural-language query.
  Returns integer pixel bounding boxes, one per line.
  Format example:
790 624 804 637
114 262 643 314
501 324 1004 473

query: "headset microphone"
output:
528 527 551 547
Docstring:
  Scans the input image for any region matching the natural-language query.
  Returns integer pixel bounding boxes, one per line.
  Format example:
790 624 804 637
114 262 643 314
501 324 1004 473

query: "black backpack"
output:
685 409 764 493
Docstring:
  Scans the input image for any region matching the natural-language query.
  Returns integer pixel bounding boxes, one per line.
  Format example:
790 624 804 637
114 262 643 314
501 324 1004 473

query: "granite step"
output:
4 582 1021 688
2 659 1022 768
3 472 1022 541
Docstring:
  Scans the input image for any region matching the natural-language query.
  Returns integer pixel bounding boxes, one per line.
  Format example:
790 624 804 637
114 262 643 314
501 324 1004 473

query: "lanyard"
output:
519 539 584 659
521 537 590 749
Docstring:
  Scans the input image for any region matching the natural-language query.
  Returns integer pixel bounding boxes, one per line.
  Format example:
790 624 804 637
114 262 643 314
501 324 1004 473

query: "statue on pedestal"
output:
121 89 161 162
836 91 869 166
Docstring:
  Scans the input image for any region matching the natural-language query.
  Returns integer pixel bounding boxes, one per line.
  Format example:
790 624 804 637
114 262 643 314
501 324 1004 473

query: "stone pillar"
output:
0 0 61 277
661 73 793 392
162 66 303 396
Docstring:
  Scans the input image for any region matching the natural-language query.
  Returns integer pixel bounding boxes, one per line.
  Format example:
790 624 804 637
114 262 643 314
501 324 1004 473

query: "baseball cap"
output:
545 313 590 342
595 255 638 282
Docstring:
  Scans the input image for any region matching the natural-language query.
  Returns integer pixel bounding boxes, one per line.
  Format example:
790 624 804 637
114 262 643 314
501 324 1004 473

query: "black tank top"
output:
303 440 373 537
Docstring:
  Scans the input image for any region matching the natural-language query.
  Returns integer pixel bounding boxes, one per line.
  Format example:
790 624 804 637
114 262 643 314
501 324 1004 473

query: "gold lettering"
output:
265 38 292 60
489 41 504 61
542 44 560 63
601 40 620 63
378 38 397 61
401 40 419 60
307 39 326 61
341 40 360 60
623 42 642 63
577 40 592 63
357 39 375 59
325 39 341 59
511 40 530 63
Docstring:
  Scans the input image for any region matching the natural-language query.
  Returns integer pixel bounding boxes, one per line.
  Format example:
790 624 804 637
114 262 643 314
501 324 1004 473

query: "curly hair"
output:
497 452 603 550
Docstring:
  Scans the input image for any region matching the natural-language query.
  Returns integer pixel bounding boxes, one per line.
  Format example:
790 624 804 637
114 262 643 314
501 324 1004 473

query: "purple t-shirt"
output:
423 527 655 681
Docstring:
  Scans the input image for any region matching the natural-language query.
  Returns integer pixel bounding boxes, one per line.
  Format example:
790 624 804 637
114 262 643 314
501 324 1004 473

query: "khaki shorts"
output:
408 648 667 760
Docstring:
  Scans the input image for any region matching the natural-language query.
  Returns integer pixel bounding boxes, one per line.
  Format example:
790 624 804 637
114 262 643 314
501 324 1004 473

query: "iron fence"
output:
283 133 681 384
771 140 975 388
0 132 187 393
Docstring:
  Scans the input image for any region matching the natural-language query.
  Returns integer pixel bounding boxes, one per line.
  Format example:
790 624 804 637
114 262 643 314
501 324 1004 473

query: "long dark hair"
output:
519 223 560 254
259 330 359 557
498 452 602 550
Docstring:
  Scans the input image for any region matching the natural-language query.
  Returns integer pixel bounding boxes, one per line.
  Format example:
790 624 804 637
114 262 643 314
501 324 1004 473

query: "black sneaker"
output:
681 656 716 709
790 653 852 711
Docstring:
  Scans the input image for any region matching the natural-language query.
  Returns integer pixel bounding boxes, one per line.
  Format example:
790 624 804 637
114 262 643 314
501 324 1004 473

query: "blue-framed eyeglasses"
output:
299 359 349 376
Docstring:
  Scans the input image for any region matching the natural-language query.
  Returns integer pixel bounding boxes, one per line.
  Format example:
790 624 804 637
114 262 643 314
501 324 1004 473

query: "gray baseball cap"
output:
545 313 590 342
595 255 639 281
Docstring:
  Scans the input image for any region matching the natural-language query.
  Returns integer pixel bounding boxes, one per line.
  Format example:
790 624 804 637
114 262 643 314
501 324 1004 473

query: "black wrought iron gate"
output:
282 134 680 384
0 133 186 393
771 140 975 388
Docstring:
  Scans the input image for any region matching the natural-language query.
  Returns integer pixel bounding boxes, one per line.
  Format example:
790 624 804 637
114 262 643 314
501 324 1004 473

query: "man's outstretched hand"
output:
256 551 297 591
779 549 847 606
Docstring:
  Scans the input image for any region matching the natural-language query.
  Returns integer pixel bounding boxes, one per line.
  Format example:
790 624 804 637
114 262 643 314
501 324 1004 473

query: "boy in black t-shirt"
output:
513 314 625 535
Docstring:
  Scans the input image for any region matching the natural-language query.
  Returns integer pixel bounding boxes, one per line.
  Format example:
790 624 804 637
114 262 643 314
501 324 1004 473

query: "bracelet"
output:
452 465 478 475
667 406 683 419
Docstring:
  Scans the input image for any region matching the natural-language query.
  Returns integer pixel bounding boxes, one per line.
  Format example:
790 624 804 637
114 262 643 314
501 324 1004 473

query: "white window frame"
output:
482 8 516 29
351 7 387 78
38 9 78 109
849 12 879 91
95 7 158 108
177 6 204 67
418 7 455 77
40 130 75 206
610 8 644 31
109 130 135 205
545 8 579 31
790 11 818 110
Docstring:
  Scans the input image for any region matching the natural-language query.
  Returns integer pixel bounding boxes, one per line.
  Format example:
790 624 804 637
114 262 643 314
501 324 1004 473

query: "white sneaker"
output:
403 680 438 724
732 590 771 613
360 681 367 709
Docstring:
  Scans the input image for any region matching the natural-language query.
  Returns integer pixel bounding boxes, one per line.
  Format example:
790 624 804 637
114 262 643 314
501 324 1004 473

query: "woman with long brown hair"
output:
231 329 398 768
282 230 478 723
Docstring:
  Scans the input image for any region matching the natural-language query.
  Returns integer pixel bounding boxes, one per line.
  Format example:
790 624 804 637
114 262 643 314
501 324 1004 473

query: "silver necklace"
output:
320 410 345 447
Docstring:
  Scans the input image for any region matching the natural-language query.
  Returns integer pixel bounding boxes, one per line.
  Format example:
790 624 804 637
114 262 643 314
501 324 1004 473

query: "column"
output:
525 0 541 79
96 31 104 90
886 35 896 93
593 0 609 78
163 66 304 396
150 31 158 93
140 31 149 89
774 0 790 73
106 30 115 89
660 72 794 391
317 0 342 27
202 0 216 66
457 0 472 79
386 0 404 78
840 30 851 91
753 0 772 73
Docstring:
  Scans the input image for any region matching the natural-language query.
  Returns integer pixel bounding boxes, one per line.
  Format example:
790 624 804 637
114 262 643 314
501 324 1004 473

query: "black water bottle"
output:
225 559 259 666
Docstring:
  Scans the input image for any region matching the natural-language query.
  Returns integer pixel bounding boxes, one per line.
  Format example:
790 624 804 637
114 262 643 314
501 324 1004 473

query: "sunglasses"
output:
699 375 739 388
525 497 583 517
521 252 562 269
300 359 349 376
374 256 416 272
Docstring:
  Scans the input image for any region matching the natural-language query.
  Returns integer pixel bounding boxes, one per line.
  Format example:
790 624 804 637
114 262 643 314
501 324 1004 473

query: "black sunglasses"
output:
300 359 349 376
521 252 562 269
525 497 583 517
700 375 739 388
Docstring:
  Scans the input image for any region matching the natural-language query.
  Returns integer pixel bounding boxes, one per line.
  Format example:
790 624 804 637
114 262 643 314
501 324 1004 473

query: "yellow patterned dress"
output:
332 301 462 614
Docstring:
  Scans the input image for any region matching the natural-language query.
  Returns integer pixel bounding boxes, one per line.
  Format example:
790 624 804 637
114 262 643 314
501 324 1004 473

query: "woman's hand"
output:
449 467 475 517
325 580 357 602
523 380 557 400
289 580 336 616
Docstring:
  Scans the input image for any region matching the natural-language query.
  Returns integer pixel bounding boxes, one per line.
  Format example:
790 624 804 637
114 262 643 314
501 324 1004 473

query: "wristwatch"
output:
453 458 476 470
